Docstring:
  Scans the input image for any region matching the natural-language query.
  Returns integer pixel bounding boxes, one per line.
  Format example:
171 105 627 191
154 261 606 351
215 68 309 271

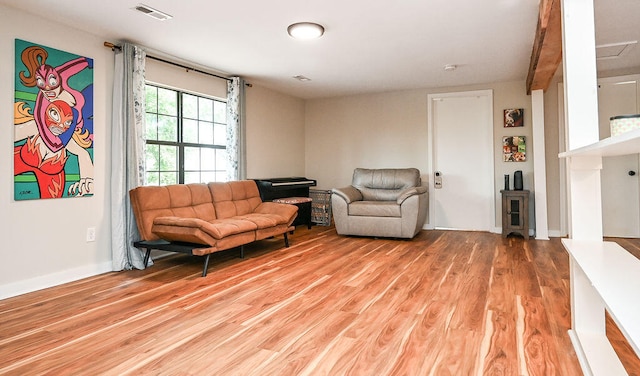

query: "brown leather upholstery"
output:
129 180 298 255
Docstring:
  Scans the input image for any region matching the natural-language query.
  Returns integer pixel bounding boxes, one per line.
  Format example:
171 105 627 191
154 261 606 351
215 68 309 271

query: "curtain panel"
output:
226 77 247 181
110 43 148 271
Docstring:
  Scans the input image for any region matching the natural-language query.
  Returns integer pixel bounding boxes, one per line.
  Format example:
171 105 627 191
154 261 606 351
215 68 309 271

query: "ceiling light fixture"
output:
133 4 173 21
293 75 312 82
287 22 325 40
444 64 457 71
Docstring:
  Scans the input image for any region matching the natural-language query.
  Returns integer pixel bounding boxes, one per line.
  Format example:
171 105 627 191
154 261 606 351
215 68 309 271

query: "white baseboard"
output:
0 261 113 300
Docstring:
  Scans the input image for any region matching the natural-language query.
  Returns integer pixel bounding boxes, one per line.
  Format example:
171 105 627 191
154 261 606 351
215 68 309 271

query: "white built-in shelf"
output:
562 238 640 353
559 128 640 158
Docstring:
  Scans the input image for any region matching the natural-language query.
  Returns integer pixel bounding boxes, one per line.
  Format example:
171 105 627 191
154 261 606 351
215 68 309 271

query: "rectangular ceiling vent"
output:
596 41 637 60
133 4 173 21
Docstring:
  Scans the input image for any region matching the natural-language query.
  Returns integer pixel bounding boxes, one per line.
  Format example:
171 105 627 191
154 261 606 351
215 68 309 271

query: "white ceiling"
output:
3 0 639 99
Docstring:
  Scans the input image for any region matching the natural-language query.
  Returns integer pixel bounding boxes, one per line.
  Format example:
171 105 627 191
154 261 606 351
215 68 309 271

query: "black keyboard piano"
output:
253 177 317 229
252 177 317 202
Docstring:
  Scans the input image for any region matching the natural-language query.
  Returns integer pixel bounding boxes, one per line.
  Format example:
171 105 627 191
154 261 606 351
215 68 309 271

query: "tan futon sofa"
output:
331 168 428 239
129 180 298 276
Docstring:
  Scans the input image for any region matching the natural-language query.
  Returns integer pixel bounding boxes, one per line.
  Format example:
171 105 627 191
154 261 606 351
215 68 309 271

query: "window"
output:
144 84 227 185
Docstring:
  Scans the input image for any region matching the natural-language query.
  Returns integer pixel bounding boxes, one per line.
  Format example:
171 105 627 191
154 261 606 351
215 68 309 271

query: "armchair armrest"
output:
332 186 363 204
397 186 428 204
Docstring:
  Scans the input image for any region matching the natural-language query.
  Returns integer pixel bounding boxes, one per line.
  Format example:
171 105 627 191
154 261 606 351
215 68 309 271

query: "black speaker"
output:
514 170 523 190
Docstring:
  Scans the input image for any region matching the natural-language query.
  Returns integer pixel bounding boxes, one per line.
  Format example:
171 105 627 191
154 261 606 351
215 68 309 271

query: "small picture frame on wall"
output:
503 136 526 162
504 108 524 127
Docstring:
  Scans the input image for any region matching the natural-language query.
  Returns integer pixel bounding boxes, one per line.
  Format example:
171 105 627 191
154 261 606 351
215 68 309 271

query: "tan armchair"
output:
331 168 428 238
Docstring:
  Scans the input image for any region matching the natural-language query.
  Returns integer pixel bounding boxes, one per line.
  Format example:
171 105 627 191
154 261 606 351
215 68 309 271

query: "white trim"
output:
532 89 549 240
0 261 113 300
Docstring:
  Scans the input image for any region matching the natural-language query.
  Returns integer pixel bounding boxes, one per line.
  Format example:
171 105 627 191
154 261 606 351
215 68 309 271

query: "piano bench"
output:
273 197 313 230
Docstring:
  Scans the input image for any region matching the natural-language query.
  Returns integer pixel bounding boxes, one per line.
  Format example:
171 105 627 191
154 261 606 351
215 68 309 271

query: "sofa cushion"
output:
209 181 263 219
130 183 216 241
349 201 402 217
352 168 421 201
153 216 257 240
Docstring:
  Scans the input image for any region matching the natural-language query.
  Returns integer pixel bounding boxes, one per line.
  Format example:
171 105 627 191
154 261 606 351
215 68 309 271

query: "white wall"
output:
0 5 114 298
305 81 537 231
246 85 306 179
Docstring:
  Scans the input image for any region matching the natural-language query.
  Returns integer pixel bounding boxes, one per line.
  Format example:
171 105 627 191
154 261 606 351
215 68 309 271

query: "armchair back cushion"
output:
352 168 421 201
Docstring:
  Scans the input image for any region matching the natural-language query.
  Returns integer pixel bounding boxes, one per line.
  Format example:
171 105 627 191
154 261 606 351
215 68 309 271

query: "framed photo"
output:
504 108 524 127
503 136 526 162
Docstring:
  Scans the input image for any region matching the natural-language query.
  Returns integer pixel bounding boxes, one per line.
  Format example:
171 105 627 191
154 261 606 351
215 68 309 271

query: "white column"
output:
561 0 602 240
561 0 599 150
531 89 549 239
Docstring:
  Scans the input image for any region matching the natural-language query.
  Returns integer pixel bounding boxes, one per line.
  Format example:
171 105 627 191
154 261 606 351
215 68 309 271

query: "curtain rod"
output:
104 41 232 82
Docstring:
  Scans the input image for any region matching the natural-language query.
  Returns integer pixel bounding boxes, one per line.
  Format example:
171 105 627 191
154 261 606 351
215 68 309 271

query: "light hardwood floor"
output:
1 226 639 375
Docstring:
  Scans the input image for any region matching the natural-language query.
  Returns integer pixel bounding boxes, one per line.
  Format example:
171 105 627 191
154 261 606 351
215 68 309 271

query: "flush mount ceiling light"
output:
444 64 457 71
293 75 312 82
133 4 173 21
287 22 325 40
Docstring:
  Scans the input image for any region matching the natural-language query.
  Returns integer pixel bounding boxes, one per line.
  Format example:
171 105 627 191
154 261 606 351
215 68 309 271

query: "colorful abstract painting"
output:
14 39 94 200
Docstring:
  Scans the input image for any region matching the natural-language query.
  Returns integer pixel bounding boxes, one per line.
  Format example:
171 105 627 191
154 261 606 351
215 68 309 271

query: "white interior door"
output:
598 75 640 237
427 90 494 231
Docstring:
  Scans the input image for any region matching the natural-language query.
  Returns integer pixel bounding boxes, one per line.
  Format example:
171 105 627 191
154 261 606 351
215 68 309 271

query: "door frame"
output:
426 89 495 231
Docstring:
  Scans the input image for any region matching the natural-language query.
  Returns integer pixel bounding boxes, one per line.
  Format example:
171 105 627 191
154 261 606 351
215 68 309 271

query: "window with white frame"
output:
144 84 227 185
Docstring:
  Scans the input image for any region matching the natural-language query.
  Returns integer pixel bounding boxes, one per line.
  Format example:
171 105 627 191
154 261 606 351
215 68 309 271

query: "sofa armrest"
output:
397 186 428 204
332 186 363 204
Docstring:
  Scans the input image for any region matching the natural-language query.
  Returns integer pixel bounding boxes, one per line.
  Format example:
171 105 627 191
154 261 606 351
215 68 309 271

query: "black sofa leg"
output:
202 254 211 277
143 248 151 268
284 232 290 247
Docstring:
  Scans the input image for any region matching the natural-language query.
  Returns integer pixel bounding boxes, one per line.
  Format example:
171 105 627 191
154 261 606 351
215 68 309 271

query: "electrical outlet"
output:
86 227 96 242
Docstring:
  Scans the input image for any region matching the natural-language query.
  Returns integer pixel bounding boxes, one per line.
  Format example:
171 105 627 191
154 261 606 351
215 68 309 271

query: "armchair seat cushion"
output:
349 201 401 217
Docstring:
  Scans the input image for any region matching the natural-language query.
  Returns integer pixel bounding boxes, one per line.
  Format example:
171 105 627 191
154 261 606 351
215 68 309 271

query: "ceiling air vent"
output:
596 41 637 60
133 4 173 21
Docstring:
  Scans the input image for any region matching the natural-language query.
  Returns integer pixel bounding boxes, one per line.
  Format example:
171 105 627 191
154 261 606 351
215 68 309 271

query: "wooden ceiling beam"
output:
526 0 563 94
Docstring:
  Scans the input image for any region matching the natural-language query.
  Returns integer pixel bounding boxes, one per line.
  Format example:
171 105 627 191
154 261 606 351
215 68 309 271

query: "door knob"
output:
629 171 636 176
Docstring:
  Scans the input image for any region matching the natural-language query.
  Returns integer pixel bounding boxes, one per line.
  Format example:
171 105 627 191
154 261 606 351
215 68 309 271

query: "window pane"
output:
183 119 198 143
157 87 177 116
215 171 226 182
146 172 159 186
160 171 177 185
184 147 200 170
145 144 159 171
201 171 216 183
201 147 215 170
183 93 198 119
199 121 214 145
159 145 177 170
145 114 158 140
184 171 200 184
199 97 213 122
158 115 178 142
214 123 226 146
216 149 227 171
214 101 227 123
145 86 157 113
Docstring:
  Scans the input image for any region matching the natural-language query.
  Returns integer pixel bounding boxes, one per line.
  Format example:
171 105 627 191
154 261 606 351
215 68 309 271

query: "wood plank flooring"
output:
0 227 639 375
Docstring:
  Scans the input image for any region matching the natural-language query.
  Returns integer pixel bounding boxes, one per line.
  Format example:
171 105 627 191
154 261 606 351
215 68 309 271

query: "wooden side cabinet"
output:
501 190 529 239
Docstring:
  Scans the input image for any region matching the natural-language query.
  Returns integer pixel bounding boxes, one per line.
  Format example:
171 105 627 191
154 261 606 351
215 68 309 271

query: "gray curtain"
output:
226 77 247 181
111 43 149 271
